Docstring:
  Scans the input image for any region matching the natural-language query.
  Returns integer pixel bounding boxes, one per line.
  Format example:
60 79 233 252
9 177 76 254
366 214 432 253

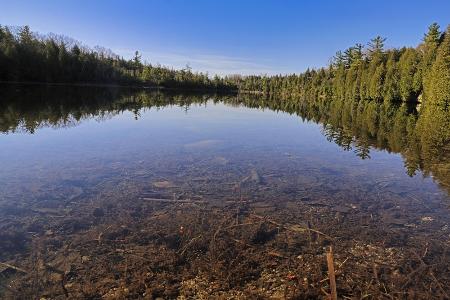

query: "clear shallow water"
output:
0 90 447 207
0 86 449 298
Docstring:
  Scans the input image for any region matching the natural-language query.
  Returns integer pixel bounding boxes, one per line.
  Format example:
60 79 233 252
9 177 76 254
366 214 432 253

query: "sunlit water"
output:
0 92 447 211
0 86 449 297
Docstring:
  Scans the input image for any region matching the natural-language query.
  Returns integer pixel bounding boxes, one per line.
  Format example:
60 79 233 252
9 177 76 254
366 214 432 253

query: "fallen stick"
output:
401 264 428 289
320 287 330 297
222 222 260 231
115 249 153 262
212 217 234 245
326 246 338 300
320 257 349 283
180 235 202 255
44 263 64 275
429 270 449 299
230 238 254 248
96 225 113 245
141 197 207 204
373 263 380 286
268 251 288 259
0 262 27 273
250 213 334 240
231 238 289 259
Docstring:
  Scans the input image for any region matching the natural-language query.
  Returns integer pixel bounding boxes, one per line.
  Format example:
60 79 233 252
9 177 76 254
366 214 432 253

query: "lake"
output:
0 85 449 298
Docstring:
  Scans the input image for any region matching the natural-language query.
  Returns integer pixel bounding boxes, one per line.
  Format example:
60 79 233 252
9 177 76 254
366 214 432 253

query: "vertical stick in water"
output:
327 246 338 300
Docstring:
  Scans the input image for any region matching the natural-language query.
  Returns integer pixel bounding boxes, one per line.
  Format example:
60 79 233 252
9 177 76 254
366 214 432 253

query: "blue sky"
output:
1 0 449 75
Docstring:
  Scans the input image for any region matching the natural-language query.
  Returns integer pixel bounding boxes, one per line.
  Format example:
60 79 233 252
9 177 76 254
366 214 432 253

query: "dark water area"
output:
0 85 449 298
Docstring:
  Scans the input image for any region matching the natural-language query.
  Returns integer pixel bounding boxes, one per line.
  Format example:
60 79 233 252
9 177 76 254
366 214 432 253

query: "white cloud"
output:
114 49 280 76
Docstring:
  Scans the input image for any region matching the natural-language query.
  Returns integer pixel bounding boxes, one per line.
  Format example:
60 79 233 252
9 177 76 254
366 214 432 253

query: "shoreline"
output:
0 80 239 93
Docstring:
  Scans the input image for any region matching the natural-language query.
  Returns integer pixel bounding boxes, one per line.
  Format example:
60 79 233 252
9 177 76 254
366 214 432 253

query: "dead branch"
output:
141 197 207 204
250 213 334 240
0 262 27 274
326 246 338 300
180 235 202 256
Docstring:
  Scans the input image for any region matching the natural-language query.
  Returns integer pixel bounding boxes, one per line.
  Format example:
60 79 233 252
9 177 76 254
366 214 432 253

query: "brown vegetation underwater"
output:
1 152 449 299
0 87 449 299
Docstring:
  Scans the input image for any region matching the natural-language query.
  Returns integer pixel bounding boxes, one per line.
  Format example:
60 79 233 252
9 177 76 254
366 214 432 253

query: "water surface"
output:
0 85 449 298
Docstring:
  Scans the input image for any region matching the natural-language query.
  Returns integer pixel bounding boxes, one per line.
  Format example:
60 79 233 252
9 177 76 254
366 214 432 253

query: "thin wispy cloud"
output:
115 49 279 76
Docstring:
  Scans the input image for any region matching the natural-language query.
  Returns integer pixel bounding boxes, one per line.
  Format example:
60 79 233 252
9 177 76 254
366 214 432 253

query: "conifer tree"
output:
425 26 450 107
368 36 386 58
398 48 419 101
383 51 400 102
419 23 442 99
369 63 385 101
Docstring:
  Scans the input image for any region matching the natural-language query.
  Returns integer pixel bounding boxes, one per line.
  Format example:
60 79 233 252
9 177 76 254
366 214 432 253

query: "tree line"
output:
1 23 449 109
235 23 450 109
0 25 236 90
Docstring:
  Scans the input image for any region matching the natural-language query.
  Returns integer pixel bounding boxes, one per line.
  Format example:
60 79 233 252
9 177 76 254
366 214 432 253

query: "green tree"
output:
133 50 142 77
19 25 33 44
369 63 385 101
424 23 441 51
425 26 450 107
383 51 400 102
368 36 386 58
398 48 419 102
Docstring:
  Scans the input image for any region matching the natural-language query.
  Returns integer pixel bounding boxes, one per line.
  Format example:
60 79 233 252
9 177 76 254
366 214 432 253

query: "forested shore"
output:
1 23 449 108
0 25 237 90
236 23 450 109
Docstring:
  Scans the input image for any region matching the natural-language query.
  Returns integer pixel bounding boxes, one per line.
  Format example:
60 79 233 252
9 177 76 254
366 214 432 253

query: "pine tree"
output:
368 36 386 58
419 23 442 99
422 23 441 72
424 23 441 48
19 25 33 44
133 51 142 77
